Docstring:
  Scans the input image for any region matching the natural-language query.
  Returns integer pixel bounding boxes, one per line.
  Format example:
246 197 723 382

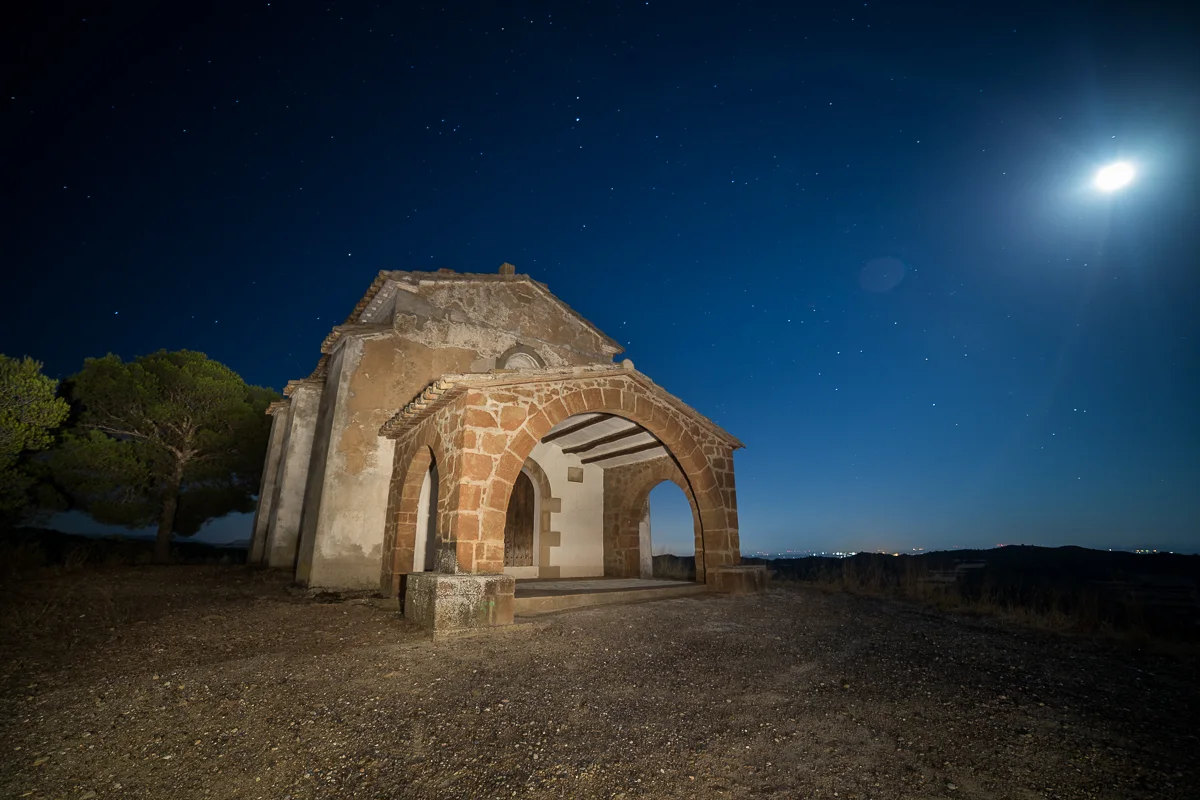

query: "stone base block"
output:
708 564 769 594
404 572 515 632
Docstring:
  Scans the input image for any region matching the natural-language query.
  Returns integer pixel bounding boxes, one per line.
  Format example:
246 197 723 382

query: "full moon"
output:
1094 161 1135 192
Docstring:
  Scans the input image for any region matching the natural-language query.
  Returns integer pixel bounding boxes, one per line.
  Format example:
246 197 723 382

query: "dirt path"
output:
0 566 1196 799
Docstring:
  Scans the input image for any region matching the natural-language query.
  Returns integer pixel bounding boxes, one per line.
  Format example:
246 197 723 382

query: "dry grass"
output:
765 554 1184 645
652 553 696 581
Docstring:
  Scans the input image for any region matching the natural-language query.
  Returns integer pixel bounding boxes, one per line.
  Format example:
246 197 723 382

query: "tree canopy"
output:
0 355 70 524
51 350 278 561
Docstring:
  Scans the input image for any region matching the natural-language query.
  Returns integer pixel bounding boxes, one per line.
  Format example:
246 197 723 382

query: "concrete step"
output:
514 583 707 616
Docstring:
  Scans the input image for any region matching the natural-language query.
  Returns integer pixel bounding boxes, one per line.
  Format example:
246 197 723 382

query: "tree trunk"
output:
155 464 185 563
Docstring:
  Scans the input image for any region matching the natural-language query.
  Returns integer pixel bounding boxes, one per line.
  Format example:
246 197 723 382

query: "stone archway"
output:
379 422 452 597
519 456 558 577
379 368 742 583
458 373 739 581
413 461 439 573
381 367 761 631
380 446 432 597
604 455 704 581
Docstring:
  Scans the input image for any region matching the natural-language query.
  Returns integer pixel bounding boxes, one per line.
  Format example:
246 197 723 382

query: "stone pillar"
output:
263 381 321 570
707 454 766 595
424 390 511 576
639 504 653 578
248 403 289 565
403 392 516 633
701 445 743 587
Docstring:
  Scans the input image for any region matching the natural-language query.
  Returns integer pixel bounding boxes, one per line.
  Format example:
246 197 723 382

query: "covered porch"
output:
379 363 766 632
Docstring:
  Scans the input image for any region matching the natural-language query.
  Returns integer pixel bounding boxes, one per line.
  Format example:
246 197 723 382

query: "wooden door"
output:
504 471 535 567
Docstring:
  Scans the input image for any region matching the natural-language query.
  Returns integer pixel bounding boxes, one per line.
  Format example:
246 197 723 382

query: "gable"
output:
348 269 622 362
421 277 621 359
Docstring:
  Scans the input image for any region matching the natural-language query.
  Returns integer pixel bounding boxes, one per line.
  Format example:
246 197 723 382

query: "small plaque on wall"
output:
566 466 584 483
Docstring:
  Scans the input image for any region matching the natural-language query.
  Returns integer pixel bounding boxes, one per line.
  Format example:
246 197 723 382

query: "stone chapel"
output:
248 264 763 630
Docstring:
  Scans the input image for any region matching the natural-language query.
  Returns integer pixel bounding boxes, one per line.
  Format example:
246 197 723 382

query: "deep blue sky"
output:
4 1 1198 553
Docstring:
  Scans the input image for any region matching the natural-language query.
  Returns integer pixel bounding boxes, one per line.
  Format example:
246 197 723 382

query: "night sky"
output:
5 1 1198 554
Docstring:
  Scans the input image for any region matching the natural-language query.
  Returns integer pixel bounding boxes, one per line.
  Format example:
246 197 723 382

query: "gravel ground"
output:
0 566 1196 799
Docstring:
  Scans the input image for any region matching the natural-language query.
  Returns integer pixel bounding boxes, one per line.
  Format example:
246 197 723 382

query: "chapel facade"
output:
248 264 761 630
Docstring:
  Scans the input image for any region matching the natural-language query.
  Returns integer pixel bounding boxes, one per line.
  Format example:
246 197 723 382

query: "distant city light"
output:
1094 161 1135 192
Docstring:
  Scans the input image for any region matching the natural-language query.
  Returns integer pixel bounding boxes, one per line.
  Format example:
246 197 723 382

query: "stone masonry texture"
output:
381 368 742 589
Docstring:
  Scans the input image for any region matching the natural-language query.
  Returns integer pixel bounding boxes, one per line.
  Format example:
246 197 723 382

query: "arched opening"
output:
412 461 439 572
380 443 442 597
406 374 738 582
646 481 700 581
516 410 709 582
503 469 540 578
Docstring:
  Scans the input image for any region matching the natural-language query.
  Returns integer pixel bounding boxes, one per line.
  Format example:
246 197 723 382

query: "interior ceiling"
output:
542 413 667 468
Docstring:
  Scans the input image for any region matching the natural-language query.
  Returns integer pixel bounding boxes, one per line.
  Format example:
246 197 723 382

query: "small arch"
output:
503 470 537 569
519 456 557 576
412 460 439 572
643 480 702 580
615 461 703 582
496 343 545 371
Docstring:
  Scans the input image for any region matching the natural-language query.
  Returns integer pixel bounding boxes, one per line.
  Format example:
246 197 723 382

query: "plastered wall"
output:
528 442 604 577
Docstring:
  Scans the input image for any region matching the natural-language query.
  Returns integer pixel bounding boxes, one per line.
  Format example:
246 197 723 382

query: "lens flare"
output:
1094 162 1135 192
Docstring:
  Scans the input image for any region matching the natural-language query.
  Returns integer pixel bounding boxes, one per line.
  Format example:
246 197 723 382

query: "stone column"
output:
263 380 322 570
639 504 653 578
248 402 289 565
704 446 766 593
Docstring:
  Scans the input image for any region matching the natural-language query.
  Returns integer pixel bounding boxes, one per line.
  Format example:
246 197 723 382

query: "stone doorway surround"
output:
378 363 763 632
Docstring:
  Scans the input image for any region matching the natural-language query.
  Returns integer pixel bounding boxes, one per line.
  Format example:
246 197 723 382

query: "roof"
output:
378 363 744 450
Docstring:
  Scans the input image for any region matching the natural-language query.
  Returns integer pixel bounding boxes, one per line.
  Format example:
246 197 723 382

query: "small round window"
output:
503 351 542 370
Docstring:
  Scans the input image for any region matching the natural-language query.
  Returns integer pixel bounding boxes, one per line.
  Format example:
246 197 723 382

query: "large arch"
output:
456 375 737 580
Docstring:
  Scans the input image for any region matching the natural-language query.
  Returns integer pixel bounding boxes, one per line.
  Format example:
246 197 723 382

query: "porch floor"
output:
513 577 706 615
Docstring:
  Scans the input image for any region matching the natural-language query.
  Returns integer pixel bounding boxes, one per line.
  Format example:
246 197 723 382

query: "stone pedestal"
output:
709 564 768 594
404 573 516 632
